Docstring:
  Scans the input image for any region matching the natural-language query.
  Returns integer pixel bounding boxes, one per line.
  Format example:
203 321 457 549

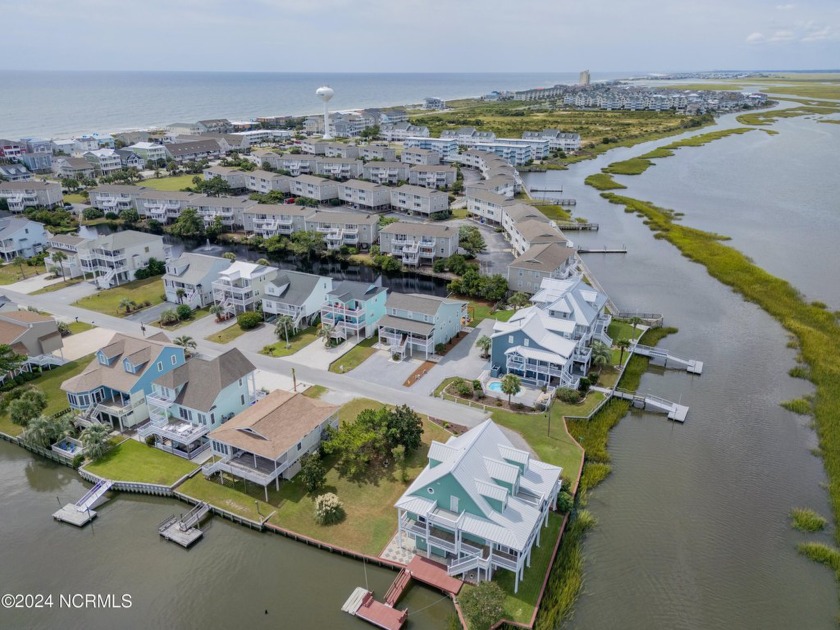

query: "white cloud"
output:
776 3 796 10
746 32 766 44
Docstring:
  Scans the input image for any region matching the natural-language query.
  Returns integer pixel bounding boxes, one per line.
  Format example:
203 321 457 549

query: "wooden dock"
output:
342 588 407 630
53 504 96 527
556 221 599 231
612 389 689 422
158 502 211 548
632 343 704 375
578 246 627 254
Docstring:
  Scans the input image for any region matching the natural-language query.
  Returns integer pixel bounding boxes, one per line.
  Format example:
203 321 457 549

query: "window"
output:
508 335 513 344
144 247 149 253
156 361 163 372
426 487 435 495
240 394 245 405
296 442 302 451
238 378 243 387
179 407 189 420
524 339 529 347
170 355 177 365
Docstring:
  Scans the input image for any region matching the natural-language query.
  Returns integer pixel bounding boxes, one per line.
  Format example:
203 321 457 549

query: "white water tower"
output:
315 85 335 140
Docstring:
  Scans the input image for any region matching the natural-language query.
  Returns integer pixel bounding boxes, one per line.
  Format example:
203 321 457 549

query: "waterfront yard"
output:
72 277 165 316
466 300 514 325
84 439 199 485
328 336 377 373
181 398 451 555
139 174 195 191
0 353 94 437
260 326 318 357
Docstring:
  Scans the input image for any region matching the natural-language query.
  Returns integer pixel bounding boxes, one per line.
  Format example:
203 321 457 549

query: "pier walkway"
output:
632 342 704 374
158 502 211 548
610 388 690 422
53 479 113 527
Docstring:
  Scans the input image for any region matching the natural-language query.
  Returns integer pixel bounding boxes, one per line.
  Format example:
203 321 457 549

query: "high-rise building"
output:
579 70 591 86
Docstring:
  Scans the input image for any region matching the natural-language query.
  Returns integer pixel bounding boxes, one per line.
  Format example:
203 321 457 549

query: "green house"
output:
395 419 561 593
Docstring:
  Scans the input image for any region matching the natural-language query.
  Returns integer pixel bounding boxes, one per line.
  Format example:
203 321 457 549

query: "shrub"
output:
71 453 85 469
578 377 591 393
145 435 156 447
460 581 505 630
557 388 582 404
237 311 262 330
454 380 473 398
82 207 104 220
314 493 345 525
432 258 446 273
176 304 192 320
104 212 119 220
556 490 574 513
435 343 446 355
472 379 482 391
159 309 179 326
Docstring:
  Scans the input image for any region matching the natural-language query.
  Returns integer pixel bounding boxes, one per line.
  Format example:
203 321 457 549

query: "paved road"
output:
2 285 535 446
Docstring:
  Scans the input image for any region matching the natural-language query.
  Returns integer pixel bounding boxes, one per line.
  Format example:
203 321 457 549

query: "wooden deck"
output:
407 556 463 595
53 504 96 527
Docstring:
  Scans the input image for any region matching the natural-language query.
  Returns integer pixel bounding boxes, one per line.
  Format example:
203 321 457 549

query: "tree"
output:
630 316 642 332
289 230 326 260
159 309 180 325
617 338 631 366
360 125 380 140
22 414 71 448
174 335 197 353
222 252 236 261
194 175 232 197
9 388 48 427
314 493 345 525
0 343 26 376
175 288 186 303
120 207 141 227
590 341 612 369
275 315 295 347
176 304 192 320
118 297 135 313
167 207 205 239
476 335 491 358
299 453 327 494
509 291 531 309
480 274 509 303
205 216 225 241
12 256 28 279
460 581 505 630
459 225 486 257
392 444 407 482
256 258 270 266
318 323 333 347
80 422 111 461
386 404 424 453
50 251 68 281
501 373 521 406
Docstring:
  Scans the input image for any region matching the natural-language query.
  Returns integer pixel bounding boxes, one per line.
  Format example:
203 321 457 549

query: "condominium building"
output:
379 222 459 266
163 139 222 163
362 161 410 185
245 170 293 195
192 196 258 229
403 137 458 160
83 149 123 174
379 123 430 141
507 242 578 294
134 189 196 222
52 157 95 179
127 142 167 163
337 179 391 211
45 234 87 279
242 204 313 238
400 147 441 165
261 154 320 176
408 165 457 189
314 157 364 180
389 185 449 217
305 211 379 250
291 175 339 202
466 190 513 224
359 143 397 161
0 181 63 212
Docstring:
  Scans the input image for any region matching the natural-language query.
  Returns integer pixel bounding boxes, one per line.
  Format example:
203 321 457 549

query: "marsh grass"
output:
781 398 813 415
798 543 840 576
791 508 828 533
584 173 625 191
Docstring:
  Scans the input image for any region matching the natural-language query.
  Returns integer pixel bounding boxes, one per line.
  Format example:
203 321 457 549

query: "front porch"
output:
202 448 290 500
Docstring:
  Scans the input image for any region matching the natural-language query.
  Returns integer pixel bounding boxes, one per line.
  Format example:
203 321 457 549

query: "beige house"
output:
0 310 64 374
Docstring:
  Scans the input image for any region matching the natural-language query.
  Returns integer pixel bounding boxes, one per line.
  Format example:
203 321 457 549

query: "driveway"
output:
289 336 361 370
54 327 117 361
411 320 494 396
348 350 424 389
4 272 67 295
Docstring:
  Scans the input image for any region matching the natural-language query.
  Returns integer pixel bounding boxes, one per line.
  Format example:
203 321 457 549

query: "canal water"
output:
524 112 838 628
0 441 453 629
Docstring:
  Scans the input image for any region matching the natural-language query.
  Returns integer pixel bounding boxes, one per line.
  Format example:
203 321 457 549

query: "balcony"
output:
203 451 289 486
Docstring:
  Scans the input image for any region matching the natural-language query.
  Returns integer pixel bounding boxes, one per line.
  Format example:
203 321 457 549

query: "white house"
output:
163 253 233 308
76 230 168 289
83 149 123 175
127 142 167 163
507 242 578 294
212 261 278 316
0 217 48 261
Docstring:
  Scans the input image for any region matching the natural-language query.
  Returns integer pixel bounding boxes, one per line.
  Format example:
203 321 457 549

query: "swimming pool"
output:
487 381 503 392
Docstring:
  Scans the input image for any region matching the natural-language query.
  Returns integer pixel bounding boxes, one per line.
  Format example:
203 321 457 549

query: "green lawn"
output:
0 263 48 285
154 306 213 330
205 322 257 344
536 204 573 222
328 336 377 373
139 174 196 191
466 300 514 325
450 208 468 219
64 193 87 204
0 353 96 437
607 320 644 343
84 439 199 485
261 326 319 357
67 321 95 335
302 385 327 399
73 277 165 317
183 398 452 554
496 512 564 624
29 277 86 294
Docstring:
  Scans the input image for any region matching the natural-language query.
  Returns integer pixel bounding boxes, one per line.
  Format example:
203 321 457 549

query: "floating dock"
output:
612 389 689 422
632 343 704 375
158 502 210 548
53 479 113 527
342 588 407 630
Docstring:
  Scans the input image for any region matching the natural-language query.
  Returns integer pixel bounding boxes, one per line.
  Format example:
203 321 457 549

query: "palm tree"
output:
318 323 334 347
500 373 521 406
275 315 295 347
118 297 134 313
475 335 491 359
256 258 270 266
174 335 197 356
51 251 68 281
80 423 111 462
616 338 631 366
222 252 236 261
175 288 186 304
12 255 28 279
590 341 612 370
630 316 642 334
23 415 71 448
508 292 531 309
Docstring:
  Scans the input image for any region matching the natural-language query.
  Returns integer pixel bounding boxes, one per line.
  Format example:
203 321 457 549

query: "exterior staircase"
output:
75 479 113 512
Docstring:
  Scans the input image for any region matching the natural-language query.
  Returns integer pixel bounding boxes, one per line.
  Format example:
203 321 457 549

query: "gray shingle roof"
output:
268 270 327 307
380 222 456 238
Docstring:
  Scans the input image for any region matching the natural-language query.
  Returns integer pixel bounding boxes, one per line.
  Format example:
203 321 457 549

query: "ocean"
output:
0 70 633 140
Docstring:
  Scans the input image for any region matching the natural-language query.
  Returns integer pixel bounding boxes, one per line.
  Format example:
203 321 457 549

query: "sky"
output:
3 0 839 72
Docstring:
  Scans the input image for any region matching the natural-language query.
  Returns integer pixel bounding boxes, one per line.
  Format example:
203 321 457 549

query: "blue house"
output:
320 278 388 341
378 292 467 359
137 348 257 460
61 333 186 431
490 275 611 389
